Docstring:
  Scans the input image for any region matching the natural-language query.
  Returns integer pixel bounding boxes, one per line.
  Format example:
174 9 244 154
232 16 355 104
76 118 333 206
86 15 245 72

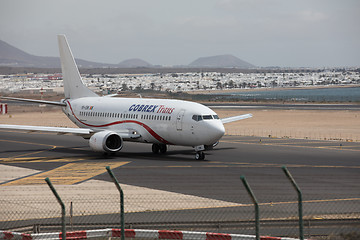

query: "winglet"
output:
57 35 98 99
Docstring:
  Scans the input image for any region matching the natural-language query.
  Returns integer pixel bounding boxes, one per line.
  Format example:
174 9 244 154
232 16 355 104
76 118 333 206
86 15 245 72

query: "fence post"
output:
282 166 304 240
45 177 66 240
106 166 125 240
240 175 259 240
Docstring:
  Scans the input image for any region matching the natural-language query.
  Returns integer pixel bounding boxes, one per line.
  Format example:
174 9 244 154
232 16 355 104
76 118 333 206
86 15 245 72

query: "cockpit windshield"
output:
202 115 213 120
192 114 220 121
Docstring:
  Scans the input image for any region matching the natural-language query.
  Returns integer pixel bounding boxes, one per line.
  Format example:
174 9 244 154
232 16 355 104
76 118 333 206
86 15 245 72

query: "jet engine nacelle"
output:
89 130 123 153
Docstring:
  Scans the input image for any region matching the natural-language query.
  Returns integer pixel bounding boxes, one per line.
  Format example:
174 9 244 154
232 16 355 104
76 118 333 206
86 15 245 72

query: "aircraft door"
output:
176 109 185 131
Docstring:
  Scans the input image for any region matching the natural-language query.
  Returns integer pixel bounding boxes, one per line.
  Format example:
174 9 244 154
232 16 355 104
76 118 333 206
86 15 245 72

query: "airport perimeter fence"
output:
1 166 359 240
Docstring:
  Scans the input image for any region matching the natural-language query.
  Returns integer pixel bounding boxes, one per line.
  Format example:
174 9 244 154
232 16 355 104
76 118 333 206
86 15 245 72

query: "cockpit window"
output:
213 115 219 119
202 115 213 120
192 115 203 121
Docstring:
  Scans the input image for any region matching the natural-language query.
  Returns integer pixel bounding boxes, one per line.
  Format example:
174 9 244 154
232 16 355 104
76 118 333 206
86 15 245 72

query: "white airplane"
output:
0 35 252 160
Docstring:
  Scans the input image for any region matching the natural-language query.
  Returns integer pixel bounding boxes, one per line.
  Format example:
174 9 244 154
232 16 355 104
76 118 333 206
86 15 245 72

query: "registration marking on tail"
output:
2 161 129 186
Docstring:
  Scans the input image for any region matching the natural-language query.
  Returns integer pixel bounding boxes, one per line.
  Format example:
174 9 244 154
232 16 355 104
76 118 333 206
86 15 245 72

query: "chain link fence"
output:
1 166 359 240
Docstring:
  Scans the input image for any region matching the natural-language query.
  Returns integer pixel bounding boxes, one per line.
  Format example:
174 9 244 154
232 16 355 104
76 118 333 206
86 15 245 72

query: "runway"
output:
1 130 359 236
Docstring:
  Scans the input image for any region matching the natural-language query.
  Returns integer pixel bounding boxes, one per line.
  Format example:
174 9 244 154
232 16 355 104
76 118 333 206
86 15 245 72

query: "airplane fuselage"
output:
63 97 225 147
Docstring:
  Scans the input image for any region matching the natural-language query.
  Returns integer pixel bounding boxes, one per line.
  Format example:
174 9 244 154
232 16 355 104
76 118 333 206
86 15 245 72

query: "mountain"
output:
0 39 119 68
0 39 148 68
189 54 255 68
118 58 152 68
1 39 256 69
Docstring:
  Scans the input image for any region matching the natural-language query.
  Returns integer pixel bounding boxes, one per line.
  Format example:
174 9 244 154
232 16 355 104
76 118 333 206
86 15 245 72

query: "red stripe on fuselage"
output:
66 100 172 145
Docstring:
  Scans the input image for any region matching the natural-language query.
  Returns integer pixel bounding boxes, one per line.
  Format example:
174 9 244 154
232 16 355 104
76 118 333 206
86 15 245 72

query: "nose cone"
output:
207 121 225 143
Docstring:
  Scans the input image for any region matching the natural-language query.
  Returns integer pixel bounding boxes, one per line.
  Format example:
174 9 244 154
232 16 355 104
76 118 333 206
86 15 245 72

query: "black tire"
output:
195 151 205 160
152 144 160 154
159 144 167 154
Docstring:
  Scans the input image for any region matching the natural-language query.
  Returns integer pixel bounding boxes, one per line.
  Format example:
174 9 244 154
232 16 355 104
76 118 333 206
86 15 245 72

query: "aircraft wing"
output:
1 96 66 106
221 113 252 124
0 124 93 136
0 124 142 140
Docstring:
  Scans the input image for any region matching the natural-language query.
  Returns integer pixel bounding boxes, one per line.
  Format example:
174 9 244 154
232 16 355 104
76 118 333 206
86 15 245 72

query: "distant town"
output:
1 68 359 96
1 38 359 97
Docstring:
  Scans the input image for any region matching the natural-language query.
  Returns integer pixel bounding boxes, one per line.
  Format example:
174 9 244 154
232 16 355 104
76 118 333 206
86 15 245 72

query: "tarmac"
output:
0 130 359 236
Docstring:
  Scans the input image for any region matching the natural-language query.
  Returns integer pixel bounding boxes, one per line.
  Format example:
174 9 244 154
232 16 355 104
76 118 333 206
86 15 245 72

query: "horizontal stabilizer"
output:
221 113 252 124
103 94 119 98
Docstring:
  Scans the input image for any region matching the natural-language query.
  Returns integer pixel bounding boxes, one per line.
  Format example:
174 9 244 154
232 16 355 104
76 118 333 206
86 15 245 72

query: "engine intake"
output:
89 131 123 153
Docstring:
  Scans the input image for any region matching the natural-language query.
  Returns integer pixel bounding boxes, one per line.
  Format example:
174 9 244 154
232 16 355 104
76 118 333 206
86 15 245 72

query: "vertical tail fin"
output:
57 35 98 99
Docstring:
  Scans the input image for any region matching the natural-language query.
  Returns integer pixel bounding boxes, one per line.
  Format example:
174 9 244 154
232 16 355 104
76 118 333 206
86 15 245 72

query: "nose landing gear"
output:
195 151 205 160
194 145 205 160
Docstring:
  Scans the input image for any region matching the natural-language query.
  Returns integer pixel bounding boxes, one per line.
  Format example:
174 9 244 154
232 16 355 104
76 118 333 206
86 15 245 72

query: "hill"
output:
1 39 255 69
0 39 148 68
189 54 255 68
118 58 152 68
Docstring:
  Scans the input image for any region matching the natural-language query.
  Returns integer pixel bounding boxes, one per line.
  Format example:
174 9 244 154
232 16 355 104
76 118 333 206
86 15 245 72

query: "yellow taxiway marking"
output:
2 161 129 186
221 139 360 152
0 156 96 163
0 139 60 159
9 146 57 159
0 139 59 147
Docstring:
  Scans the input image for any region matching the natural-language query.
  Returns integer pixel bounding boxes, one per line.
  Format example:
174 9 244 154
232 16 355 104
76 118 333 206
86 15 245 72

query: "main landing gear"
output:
152 143 167 154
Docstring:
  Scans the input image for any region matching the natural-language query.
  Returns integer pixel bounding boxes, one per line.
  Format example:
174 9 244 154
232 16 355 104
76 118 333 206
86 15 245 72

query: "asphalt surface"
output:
1 130 359 236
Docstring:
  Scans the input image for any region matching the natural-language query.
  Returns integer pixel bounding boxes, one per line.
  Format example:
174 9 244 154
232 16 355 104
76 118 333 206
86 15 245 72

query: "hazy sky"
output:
1 0 359 67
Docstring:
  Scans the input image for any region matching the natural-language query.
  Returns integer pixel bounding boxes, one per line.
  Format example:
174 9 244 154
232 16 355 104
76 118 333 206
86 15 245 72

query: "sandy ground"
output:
0 107 359 142
217 109 360 142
